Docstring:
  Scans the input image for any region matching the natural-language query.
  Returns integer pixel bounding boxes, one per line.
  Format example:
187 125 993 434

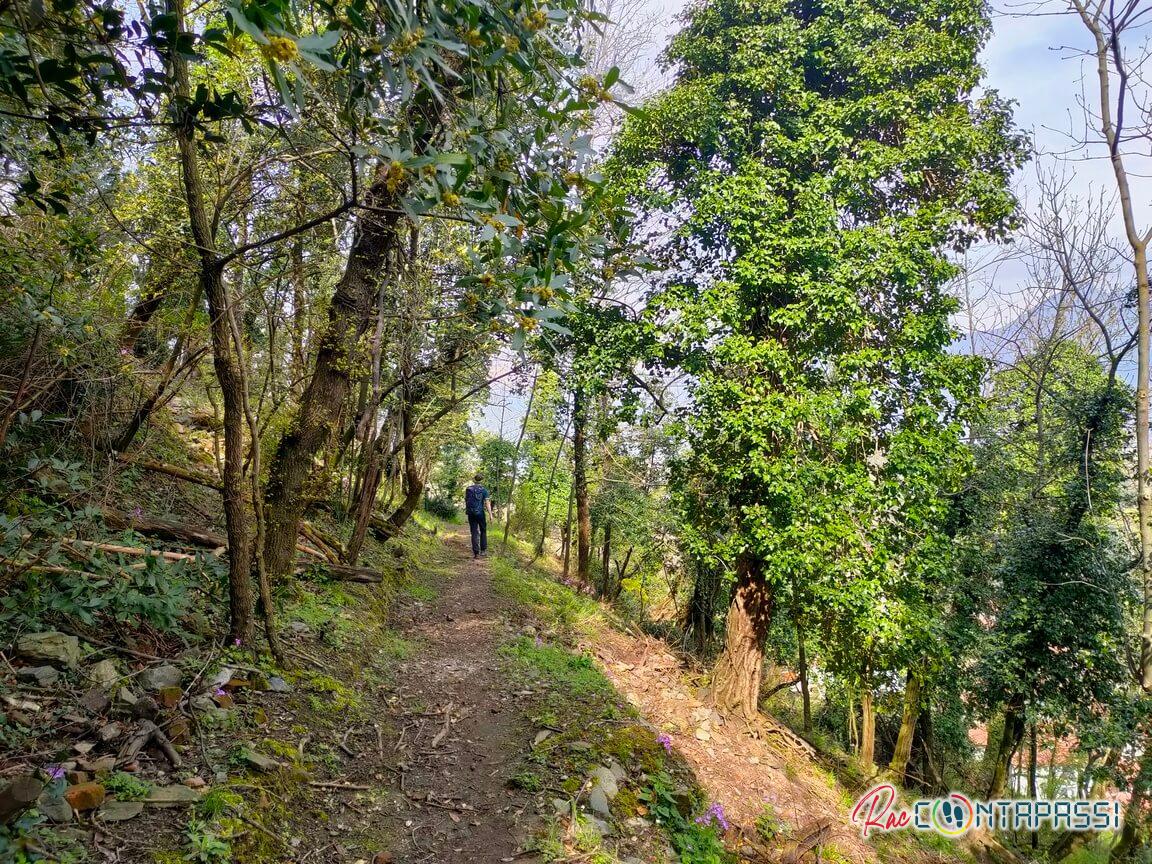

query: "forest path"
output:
381 525 539 863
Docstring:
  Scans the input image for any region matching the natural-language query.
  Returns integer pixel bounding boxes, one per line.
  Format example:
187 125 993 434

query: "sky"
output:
478 0 1152 434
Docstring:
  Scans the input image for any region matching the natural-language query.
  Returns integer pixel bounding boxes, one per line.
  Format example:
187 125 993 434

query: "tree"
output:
614 0 1026 718
962 341 1132 798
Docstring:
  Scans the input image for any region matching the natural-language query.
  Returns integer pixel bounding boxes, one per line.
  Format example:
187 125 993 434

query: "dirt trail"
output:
382 527 538 863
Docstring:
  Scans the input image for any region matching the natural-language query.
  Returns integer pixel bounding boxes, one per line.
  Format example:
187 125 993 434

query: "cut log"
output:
100 508 228 548
299 521 344 563
0 775 44 824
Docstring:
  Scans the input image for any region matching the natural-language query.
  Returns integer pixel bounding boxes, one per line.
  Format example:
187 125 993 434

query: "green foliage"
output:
283 584 357 647
754 803 788 842
422 496 459 520
301 673 362 714
183 819 232 864
0 483 206 634
476 436 518 507
105 771 151 801
637 773 733 864
956 339 1136 769
0 810 85 863
197 789 244 820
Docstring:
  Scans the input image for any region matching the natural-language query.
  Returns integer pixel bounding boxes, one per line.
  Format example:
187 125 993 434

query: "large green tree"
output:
614 0 1026 717
962 341 1132 799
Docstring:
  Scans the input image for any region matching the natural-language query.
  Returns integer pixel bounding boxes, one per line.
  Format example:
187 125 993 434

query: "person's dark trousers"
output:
467 512 487 556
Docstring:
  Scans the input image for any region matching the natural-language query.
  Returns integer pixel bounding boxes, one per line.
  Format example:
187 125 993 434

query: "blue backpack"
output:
465 484 487 516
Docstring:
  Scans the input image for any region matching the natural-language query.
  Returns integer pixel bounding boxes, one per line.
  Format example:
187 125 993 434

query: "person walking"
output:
464 473 493 558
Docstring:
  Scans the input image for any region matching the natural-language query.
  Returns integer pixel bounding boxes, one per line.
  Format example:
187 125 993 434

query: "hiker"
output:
465 473 493 558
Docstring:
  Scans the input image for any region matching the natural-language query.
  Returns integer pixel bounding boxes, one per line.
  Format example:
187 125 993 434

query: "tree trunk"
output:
111 289 204 452
572 384 592 584
916 706 945 792
344 447 383 564
600 520 612 597
1029 723 1039 849
168 0 253 644
711 554 773 718
536 415 570 558
686 558 718 652
847 689 858 753
261 172 408 584
502 370 537 548
1090 747 1119 799
1138 242 1152 690
1072 4 1152 693
796 616 811 734
987 702 1026 799
860 688 876 773
561 486 574 577
887 671 921 782
120 287 166 356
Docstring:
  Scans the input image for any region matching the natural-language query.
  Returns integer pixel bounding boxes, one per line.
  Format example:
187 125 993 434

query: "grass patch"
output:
490 555 601 638
377 627 416 660
499 636 614 703
406 581 437 602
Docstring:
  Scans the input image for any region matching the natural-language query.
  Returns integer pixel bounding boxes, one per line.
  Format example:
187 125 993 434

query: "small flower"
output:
44 764 66 781
233 638 242 646
261 35 298 63
213 687 226 697
696 802 729 832
656 733 673 753
130 506 144 519
526 8 548 31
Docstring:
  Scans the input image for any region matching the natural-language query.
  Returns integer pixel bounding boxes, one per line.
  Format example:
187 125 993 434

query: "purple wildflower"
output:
43 764 65 781
233 638 242 647
130 505 144 519
696 802 729 832
213 687 226 697
656 733 673 753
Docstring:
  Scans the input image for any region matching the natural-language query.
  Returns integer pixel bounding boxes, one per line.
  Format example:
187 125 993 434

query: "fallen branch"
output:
120 719 182 768
430 701 454 748
762 677 800 699
100 508 229 549
56 626 168 662
114 455 223 491
70 539 203 563
309 781 372 790
308 563 382 583
94 507 378 580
